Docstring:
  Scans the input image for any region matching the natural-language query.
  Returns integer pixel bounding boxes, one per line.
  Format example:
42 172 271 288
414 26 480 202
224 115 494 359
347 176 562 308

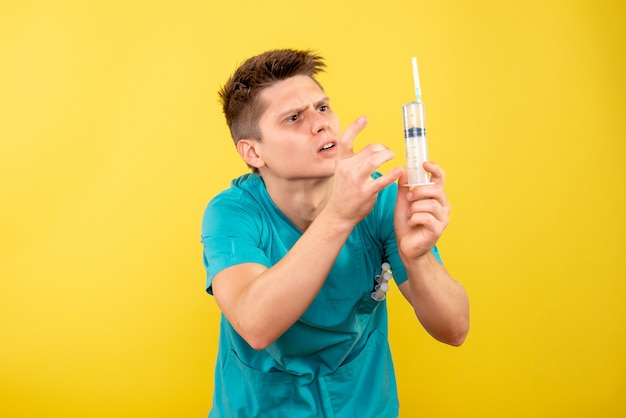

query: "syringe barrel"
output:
402 101 431 186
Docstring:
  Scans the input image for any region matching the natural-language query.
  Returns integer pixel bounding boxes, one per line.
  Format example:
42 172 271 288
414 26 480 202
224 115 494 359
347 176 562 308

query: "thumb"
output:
395 168 410 209
394 168 411 232
397 167 408 194
337 116 368 159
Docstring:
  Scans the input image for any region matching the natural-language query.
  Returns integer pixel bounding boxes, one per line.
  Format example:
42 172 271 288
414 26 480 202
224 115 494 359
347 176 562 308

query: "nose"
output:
311 112 330 134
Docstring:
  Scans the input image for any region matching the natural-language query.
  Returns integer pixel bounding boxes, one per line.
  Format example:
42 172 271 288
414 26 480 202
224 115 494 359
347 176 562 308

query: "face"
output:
248 75 341 181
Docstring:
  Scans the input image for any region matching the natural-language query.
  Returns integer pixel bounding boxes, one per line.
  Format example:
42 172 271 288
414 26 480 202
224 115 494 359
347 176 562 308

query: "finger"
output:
423 161 446 185
337 116 368 160
394 167 410 213
396 166 408 192
369 166 402 193
408 198 449 222
407 212 448 232
409 184 450 213
352 143 396 174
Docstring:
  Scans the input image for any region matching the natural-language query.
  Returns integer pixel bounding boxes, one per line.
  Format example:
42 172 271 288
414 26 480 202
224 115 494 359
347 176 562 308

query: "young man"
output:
201 49 469 417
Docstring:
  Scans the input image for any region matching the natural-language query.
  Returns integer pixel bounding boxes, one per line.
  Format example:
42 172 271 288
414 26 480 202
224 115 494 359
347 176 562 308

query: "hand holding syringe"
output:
403 57 433 187
370 59 435 302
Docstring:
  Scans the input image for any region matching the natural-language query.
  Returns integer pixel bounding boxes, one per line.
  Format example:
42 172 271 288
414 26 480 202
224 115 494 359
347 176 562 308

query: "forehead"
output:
258 75 326 116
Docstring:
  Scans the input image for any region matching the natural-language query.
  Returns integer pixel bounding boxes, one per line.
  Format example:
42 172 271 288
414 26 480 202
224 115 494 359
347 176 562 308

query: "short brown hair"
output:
218 49 326 144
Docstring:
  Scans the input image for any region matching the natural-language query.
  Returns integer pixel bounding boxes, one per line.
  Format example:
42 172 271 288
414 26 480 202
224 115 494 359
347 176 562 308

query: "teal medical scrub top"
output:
201 173 442 418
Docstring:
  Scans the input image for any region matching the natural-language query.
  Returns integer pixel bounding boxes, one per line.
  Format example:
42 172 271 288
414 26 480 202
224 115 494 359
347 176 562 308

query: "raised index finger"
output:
337 116 368 159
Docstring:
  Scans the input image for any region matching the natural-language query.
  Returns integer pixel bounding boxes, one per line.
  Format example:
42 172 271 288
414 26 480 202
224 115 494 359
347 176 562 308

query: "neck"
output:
264 176 333 232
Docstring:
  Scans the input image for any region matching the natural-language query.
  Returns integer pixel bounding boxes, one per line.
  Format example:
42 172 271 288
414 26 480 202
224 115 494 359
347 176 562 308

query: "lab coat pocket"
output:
322 329 399 418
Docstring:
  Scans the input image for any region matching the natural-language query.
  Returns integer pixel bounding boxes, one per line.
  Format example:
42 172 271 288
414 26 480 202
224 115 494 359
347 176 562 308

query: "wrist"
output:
309 208 356 241
402 250 438 275
318 203 359 233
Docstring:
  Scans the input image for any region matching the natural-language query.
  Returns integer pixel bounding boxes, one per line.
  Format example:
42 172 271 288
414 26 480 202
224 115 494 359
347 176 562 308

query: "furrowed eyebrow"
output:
277 96 330 120
277 105 307 120
315 97 330 108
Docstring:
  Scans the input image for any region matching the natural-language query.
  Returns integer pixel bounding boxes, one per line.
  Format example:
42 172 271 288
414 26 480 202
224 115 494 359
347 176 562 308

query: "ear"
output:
236 139 265 170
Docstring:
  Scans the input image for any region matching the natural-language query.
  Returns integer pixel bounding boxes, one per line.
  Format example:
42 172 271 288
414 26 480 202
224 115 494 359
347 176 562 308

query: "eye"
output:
318 105 329 112
287 114 299 122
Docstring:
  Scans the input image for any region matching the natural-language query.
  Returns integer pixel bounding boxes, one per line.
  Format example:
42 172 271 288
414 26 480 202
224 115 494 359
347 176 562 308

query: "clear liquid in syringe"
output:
403 100 431 186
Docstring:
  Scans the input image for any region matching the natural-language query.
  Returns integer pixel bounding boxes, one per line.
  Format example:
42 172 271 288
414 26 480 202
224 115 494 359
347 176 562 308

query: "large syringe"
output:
403 57 433 186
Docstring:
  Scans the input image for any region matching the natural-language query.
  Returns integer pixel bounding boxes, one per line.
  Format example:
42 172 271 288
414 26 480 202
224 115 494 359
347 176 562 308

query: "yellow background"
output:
1 0 624 417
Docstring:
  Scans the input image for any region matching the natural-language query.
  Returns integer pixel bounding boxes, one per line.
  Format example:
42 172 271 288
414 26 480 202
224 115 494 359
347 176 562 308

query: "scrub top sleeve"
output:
201 194 271 295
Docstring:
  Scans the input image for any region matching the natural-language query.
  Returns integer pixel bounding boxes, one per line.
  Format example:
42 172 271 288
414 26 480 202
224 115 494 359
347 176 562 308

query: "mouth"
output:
319 142 336 152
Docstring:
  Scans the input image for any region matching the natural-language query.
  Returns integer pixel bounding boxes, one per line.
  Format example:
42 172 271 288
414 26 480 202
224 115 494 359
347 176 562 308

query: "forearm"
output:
401 252 470 346
222 211 355 349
